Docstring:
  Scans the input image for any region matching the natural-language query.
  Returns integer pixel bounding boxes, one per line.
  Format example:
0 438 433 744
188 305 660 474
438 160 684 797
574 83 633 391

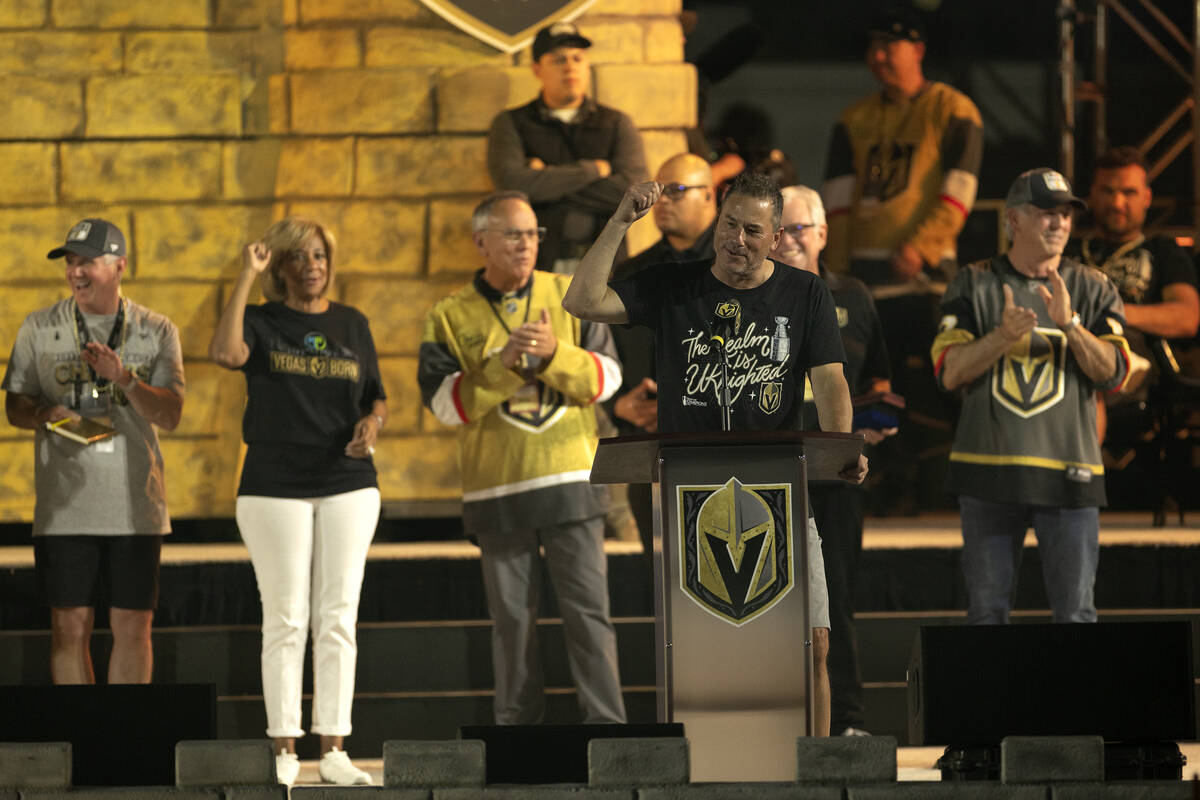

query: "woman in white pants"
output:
209 217 386 786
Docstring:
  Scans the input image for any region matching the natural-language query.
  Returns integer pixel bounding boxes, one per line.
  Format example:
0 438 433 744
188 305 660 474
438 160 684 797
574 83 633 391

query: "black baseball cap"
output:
867 8 926 43
1005 168 1087 211
532 21 591 61
47 218 127 259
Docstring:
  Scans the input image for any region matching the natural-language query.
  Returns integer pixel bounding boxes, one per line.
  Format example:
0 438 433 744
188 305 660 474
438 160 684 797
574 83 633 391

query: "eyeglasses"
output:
780 223 818 238
485 227 546 244
661 184 708 200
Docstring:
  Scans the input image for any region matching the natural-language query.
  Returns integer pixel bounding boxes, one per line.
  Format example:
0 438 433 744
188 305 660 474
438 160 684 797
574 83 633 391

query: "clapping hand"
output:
999 284 1038 341
1033 266 1074 329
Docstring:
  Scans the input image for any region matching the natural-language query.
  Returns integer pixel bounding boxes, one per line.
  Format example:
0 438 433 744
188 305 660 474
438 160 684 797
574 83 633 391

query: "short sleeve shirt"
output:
611 259 846 432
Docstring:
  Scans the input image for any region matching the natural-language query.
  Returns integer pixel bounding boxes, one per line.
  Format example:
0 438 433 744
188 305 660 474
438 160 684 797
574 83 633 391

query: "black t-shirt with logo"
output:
238 301 385 497
611 259 846 433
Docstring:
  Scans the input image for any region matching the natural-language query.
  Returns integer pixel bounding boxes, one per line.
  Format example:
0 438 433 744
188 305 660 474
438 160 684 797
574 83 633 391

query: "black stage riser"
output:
909 621 1197 745
4 544 1200 630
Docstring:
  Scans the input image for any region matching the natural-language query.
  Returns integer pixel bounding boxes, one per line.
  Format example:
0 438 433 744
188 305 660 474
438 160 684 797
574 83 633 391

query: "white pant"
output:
236 488 380 739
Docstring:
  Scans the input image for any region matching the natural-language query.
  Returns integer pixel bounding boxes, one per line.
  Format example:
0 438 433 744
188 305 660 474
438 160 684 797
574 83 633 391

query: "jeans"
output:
237 488 381 738
959 495 1099 625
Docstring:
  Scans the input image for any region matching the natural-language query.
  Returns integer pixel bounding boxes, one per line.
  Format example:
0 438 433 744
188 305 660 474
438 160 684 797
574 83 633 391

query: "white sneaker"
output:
275 752 300 787
318 747 372 785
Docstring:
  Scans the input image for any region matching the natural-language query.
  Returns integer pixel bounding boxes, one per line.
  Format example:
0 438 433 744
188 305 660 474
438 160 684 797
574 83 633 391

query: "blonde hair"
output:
260 216 337 303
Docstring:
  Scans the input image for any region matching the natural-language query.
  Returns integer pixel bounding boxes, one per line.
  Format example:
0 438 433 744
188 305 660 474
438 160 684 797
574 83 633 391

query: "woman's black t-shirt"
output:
237 301 386 498
611 259 846 433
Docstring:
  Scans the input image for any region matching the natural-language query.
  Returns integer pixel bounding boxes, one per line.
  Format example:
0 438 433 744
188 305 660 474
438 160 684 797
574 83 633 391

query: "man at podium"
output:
563 173 868 736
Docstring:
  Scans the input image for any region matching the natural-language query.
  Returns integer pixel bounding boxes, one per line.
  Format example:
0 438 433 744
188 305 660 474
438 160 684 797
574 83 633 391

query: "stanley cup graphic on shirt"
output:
770 317 790 363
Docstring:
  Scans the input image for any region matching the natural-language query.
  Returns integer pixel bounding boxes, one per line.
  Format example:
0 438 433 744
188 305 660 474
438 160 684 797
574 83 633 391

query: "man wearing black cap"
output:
3 218 185 684
931 169 1131 625
487 20 647 273
821 6 983 515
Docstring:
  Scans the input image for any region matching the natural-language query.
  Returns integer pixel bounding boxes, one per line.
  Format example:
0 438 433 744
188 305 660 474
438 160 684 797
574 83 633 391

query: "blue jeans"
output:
959 496 1099 624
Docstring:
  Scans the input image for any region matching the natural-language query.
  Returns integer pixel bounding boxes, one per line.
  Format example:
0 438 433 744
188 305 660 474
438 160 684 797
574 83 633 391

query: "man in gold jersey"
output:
821 8 983 514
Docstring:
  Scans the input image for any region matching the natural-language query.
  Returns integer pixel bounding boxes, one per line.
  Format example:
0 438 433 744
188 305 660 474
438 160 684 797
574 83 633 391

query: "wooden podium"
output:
592 430 864 782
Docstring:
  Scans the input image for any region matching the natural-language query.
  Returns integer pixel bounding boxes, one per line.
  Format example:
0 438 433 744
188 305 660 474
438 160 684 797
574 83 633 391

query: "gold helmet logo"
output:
992 327 1066 418
678 478 794 626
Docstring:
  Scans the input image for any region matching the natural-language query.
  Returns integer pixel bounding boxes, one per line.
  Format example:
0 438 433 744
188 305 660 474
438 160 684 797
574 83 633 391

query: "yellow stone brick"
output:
0 33 122 74
365 26 507 68
340 276 463 357
160 438 240 518
285 28 360 70
133 205 276 281
435 66 540 133
0 208 130 282
284 201 425 276
594 63 695 129
356 137 490 197
224 138 354 200
626 212 660 258
87 75 242 138
592 0 681 15
240 74 274 137
51 0 209 28
268 74 289 134
0 0 45 28
290 69 433 135
215 0 286 26
0 439 36 523
299 0 437 24
165 361 245 439
118 281 222 360
61 142 222 203
640 129 689 177
576 20 642 65
644 18 684 63
0 143 57 205
378 355 419 433
0 287 74 361
125 32 284 73
376 433 460 501
428 197 486 277
0 76 82 139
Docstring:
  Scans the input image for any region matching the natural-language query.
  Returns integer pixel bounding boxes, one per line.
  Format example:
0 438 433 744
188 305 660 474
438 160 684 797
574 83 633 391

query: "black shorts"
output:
33 535 163 610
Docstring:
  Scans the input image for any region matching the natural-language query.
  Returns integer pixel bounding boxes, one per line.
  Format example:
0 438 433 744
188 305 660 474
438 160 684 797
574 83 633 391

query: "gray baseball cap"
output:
48 218 127 259
1005 168 1087 211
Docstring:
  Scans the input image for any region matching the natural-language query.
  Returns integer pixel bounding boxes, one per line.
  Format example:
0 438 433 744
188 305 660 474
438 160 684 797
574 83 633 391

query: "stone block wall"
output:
0 0 694 520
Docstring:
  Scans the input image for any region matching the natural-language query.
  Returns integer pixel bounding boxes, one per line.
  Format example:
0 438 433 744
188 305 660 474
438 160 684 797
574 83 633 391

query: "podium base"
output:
678 706 806 782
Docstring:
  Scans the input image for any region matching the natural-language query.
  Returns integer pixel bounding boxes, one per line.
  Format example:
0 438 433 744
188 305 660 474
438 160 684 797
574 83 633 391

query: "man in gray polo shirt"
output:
3 218 185 683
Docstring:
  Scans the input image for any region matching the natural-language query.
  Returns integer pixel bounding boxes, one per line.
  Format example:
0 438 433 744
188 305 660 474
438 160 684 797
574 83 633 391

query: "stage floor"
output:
0 511 1196 569
288 742 1200 785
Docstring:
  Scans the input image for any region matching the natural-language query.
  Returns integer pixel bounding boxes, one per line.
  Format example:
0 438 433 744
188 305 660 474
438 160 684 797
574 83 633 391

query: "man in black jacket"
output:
487 21 647 273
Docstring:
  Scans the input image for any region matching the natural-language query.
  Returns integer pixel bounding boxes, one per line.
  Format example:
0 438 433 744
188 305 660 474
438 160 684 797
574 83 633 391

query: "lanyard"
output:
1081 234 1146 272
485 291 532 334
71 297 127 407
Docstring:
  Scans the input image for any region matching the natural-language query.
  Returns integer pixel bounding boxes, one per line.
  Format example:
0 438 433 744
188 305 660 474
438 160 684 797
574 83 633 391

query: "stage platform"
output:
1 511 1197 755
268 741 1200 786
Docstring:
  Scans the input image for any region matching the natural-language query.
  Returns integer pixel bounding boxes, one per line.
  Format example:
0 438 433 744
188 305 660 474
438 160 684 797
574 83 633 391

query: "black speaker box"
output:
908 621 1195 745
459 723 684 783
0 684 216 786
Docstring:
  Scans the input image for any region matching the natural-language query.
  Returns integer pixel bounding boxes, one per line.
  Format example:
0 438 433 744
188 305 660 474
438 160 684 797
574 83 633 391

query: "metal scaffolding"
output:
1057 0 1200 233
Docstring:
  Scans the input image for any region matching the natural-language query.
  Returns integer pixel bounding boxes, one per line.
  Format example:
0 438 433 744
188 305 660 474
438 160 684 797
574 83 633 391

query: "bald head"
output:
652 153 716 249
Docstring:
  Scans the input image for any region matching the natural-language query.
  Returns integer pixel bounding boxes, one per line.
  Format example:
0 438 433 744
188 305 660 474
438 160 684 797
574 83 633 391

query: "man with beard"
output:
564 171 869 735
771 185 891 736
607 153 718 554
932 169 1131 625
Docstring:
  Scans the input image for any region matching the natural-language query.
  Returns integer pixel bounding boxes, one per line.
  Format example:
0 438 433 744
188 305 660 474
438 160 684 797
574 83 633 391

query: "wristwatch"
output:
120 370 140 391
1061 311 1081 332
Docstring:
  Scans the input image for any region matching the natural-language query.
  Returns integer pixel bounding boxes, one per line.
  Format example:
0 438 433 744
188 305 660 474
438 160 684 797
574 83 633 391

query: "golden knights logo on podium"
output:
677 478 794 626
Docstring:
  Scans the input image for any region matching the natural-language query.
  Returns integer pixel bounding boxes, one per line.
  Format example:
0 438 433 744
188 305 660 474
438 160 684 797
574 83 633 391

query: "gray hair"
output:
780 185 826 227
472 190 532 232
